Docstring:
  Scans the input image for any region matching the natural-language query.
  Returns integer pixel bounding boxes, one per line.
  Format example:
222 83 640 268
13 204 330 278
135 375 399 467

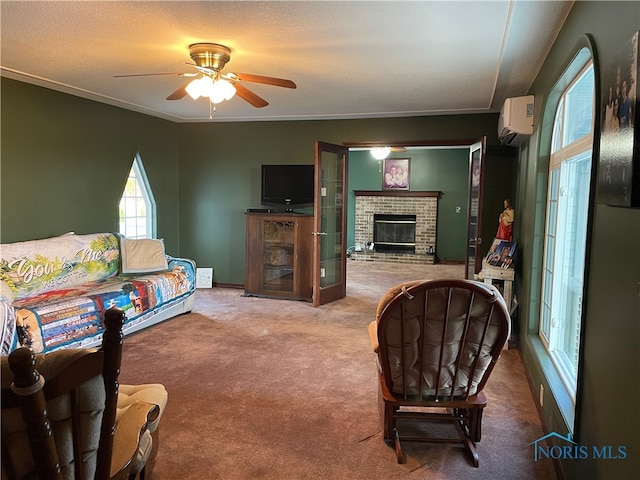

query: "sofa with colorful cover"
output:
0 232 196 354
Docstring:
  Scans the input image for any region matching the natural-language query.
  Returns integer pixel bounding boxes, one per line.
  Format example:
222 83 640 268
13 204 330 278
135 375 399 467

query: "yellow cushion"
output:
117 383 168 433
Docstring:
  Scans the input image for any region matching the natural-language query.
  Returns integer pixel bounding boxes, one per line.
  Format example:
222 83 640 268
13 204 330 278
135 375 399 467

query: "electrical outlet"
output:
539 384 544 407
456 206 462 214
320 268 326 278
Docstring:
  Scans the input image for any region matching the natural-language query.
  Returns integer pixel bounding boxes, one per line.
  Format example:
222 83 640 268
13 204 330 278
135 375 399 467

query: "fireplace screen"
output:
373 214 416 253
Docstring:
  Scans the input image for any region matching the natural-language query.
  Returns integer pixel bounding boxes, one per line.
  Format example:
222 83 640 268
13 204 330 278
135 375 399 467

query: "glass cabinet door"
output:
262 219 295 292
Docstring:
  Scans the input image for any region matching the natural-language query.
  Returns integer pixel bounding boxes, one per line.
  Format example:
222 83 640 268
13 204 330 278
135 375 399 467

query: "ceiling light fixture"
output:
370 147 391 160
185 75 237 104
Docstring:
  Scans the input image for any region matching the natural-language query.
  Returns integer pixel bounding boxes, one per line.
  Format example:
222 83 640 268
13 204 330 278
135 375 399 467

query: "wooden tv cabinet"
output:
244 212 313 301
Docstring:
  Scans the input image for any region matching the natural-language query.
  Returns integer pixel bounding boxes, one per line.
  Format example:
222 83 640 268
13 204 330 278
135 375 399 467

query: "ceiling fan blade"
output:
166 80 192 100
235 73 297 89
186 62 218 76
114 72 196 78
234 83 269 108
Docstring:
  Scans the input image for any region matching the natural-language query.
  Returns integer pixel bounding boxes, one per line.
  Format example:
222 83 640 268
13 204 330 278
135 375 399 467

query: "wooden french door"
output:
312 141 348 306
465 138 487 279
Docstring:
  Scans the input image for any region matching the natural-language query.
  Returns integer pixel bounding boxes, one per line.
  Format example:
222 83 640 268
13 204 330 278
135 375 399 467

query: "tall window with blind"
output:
539 60 594 413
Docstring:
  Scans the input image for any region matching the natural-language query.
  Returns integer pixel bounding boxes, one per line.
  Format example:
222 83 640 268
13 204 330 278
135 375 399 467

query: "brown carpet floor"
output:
119 261 558 480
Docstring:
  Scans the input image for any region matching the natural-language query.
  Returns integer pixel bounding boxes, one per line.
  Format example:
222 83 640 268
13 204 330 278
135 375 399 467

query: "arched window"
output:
119 154 156 239
539 50 595 416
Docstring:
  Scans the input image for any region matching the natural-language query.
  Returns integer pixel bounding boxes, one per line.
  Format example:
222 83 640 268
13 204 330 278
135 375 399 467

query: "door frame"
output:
344 138 483 267
465 138 487 278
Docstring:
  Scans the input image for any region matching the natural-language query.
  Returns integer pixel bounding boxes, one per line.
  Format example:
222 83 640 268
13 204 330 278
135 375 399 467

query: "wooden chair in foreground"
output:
1 307 165 480
368 279 511 466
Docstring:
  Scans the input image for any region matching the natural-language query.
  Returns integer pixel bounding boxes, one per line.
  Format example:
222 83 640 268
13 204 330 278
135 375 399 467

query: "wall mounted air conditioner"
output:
498 95 534 146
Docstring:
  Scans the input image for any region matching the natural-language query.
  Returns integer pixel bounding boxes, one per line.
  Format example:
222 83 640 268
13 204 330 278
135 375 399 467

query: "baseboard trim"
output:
437 259 465 265
213 282 244 289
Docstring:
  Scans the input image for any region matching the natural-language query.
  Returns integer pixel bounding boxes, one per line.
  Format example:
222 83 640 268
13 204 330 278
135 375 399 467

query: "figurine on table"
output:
496 198 514 242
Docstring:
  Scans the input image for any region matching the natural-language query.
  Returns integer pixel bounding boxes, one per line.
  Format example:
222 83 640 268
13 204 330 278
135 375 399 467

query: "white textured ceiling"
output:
0 1 573 123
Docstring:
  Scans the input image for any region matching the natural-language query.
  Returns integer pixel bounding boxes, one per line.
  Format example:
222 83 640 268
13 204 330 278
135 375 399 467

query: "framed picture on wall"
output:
382 158 410 190
598 30 639 208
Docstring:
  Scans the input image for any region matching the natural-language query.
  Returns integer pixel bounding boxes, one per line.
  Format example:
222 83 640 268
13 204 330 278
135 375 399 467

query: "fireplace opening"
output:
373 214 416 253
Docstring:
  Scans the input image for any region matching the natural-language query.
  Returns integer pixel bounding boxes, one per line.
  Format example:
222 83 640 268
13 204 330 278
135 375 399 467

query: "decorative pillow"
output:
120 238 168 274
1 233 120 300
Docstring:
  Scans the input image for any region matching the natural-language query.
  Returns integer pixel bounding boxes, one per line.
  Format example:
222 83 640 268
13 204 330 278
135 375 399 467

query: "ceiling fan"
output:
115 43 296 108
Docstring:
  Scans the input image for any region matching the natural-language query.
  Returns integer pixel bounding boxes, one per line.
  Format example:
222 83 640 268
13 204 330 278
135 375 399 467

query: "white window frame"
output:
539 61 594 405
119 154 157 239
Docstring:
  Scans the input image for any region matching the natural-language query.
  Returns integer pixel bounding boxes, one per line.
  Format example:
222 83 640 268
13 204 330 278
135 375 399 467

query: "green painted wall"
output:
0 79 182 253
516 2 640 479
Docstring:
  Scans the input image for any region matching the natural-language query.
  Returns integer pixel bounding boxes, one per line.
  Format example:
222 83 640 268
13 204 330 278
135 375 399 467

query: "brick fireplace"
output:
351 190 441 264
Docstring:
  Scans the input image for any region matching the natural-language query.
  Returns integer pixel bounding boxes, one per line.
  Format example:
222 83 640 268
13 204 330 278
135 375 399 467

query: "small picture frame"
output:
382 158 410 190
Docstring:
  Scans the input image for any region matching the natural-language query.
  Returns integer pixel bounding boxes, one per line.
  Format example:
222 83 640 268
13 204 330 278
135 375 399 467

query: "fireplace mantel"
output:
354 190 442 198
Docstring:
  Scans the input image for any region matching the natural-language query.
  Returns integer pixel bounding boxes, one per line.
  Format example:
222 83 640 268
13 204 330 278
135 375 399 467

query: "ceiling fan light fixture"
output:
185 76 210 100
186 76 237 103
209 79 237 104
370 147 391 160
185 79 200 99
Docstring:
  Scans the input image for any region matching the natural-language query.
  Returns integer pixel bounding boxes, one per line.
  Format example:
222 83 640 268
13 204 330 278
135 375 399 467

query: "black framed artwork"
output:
599 30 639 208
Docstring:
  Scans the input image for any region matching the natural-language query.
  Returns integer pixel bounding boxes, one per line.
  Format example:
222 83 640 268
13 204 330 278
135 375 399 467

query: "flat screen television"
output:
261 164 315 211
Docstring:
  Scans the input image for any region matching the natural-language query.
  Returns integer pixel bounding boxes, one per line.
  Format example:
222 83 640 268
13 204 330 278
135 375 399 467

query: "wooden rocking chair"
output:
368 279 511 466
